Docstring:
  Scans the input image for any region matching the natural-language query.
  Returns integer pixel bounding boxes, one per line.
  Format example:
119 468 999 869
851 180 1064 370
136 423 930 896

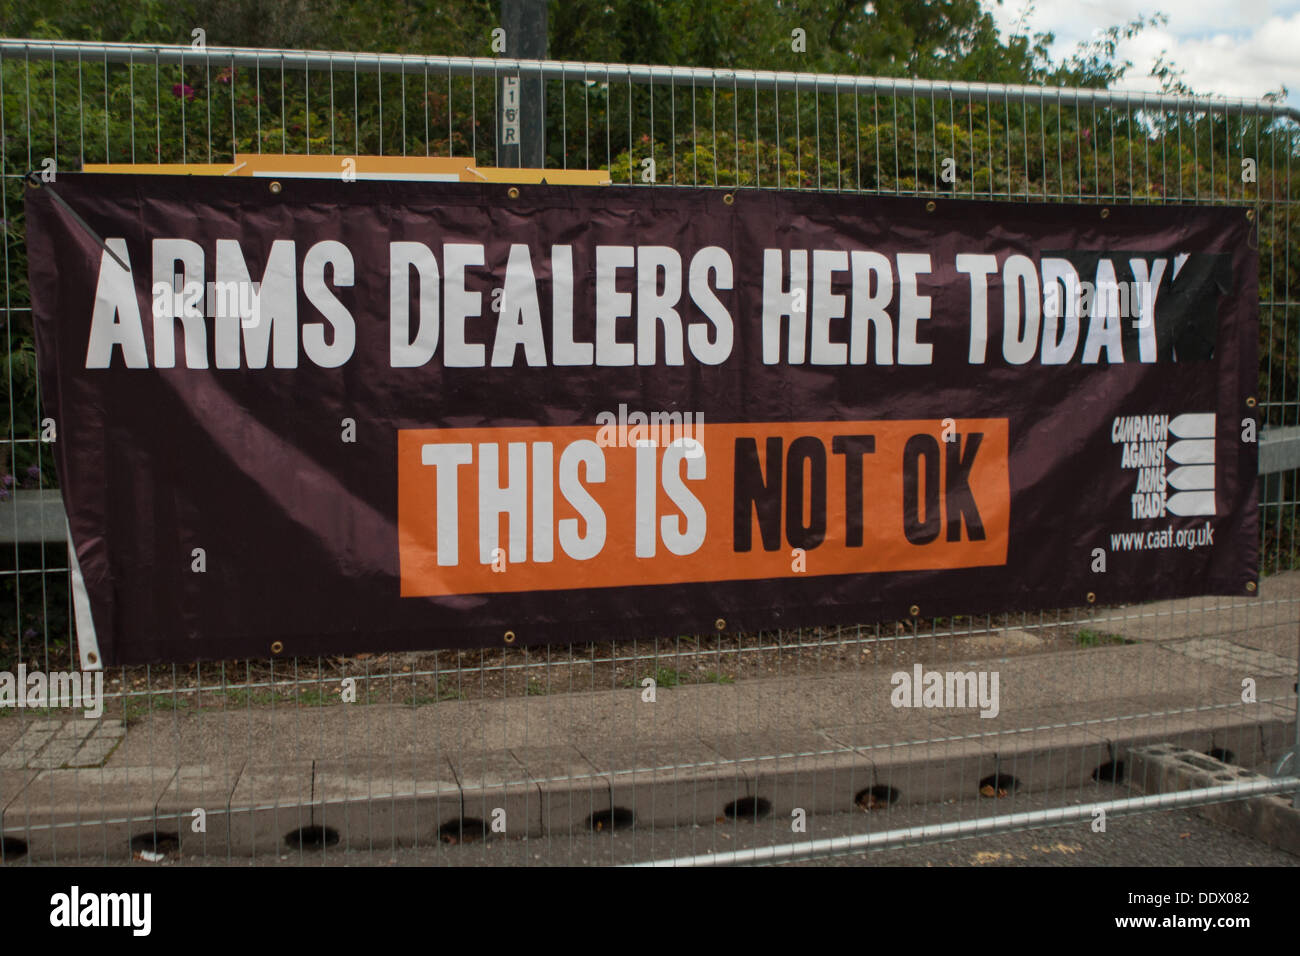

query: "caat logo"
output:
1112 413 1215 520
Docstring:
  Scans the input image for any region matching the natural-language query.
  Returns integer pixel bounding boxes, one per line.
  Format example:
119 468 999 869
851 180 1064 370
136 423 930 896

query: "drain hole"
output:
978 773 1019 796
855 785 901 810
283 825 339 850
1092 760 1126 783
1206 748 1235 764
723 797 772 821
588 807 636 832
1 837 27 860
438 818 488 844
129 831 180 855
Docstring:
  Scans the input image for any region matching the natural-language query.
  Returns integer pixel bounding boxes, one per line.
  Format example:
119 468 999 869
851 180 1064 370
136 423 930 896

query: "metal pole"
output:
499 0 547 168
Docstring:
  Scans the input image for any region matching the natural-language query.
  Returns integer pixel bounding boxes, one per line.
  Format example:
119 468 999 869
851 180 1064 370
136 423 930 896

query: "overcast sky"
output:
983 0 1299 106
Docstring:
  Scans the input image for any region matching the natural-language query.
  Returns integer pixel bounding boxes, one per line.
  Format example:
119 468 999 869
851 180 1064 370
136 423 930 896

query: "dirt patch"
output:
29 611 1133 723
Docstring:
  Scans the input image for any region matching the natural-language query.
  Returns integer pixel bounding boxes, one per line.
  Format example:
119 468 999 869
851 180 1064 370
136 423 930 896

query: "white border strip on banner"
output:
67 520 102 671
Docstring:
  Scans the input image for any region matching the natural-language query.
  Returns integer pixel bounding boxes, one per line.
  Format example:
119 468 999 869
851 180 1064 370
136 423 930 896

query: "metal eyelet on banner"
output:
86 652 98 665
1246 397 1257 408
1086 592 1096 604
1099 208 1110 219
270 640 284 655
909 604 920 616
503 630 516 643
25 170 41 189
924 200 936 213
1246 209 1255 221
714 618 726 631
269 180 282 195
507 187 520 199
1246 582 1258 592
723 193 734 205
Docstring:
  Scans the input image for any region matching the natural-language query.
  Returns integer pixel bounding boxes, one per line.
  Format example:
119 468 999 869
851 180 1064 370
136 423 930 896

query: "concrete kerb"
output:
1107 708 1293 792
225 761 315 856
509 745 610 836
955 722 1113 795
314 758 461 850
2 766 177 861
704 731 877 817
1259 701 1299 766
449 749 539 839
581 740 752 827
153 761 244 858
0 768 41 861
3 714 1293 860
822 725 993 808
1127 743 1300 855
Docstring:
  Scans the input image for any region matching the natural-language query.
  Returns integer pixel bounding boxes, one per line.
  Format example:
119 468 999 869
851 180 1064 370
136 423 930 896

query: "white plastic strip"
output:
67 521 102 671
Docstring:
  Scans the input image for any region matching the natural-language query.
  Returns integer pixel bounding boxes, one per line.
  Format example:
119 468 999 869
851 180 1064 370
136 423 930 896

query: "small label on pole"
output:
501 76 520 147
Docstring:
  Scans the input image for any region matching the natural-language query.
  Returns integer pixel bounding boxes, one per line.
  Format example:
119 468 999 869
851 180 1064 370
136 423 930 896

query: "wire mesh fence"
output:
1 38 1298 866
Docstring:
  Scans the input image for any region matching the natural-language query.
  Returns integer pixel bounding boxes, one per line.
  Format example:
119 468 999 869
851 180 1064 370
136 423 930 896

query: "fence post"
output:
499 0 547 168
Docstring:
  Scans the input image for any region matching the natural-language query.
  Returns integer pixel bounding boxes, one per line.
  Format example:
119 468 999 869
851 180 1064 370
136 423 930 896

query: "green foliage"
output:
650 666 682 688
0 545 73 671
1075 629 1132 647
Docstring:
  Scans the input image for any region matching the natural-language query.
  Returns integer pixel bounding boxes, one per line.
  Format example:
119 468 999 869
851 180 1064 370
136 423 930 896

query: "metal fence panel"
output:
1 38 1297 866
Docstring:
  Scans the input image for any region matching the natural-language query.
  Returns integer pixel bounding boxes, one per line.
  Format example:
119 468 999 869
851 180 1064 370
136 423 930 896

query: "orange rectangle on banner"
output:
397 419 1009 597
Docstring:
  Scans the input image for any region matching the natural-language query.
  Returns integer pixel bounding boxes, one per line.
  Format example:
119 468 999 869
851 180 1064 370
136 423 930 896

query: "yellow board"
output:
81 156 611 186
82 163 246 175
459 166 611 185
234 153 470 181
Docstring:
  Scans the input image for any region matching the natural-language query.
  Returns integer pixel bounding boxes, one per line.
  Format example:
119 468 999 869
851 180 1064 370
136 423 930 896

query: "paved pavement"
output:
2 575 1298 864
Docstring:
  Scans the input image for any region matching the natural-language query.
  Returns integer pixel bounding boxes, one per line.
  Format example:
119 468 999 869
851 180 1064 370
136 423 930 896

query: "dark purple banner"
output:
26 174 1258 665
